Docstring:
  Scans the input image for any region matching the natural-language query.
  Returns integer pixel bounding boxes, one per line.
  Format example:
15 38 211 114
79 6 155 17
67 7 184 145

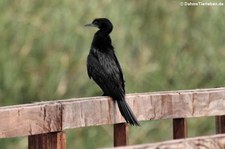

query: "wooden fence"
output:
107 134 225 149
1 87 225 148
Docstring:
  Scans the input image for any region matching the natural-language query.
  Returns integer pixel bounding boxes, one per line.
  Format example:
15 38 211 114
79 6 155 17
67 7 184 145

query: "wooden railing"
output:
106 134 225 149
1 87 225 148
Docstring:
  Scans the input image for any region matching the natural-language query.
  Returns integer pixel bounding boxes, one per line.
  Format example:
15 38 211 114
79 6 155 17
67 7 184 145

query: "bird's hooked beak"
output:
84 23 98 28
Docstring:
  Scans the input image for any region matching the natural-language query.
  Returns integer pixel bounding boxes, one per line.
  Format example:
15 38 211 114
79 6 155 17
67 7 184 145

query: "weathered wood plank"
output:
1 87 225 138
173 118 188 139
114 123 128 146
62 98 116 128
216 115 225 134
28 131 66 149
62 88 225 129
107 134 225 149
0 102 62 138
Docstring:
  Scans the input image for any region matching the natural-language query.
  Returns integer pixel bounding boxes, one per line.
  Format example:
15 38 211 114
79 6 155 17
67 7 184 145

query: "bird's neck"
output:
91 31 113 51
96 27 112 36
98 25 113 35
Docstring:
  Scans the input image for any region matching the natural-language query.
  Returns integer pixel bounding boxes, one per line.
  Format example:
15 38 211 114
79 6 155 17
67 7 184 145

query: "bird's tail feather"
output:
117 99 140 126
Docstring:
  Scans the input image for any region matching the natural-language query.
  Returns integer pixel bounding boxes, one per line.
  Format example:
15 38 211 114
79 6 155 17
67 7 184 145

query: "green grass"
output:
0 0 225 148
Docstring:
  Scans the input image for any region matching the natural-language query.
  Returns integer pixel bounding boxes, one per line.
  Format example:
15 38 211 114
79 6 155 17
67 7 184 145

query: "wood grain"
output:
28 131 66 149
173 118 188 139
62 88 225 129
114 123 128 146
108 134 225 149
216 115 225 134
1 87 225 138
0 102 62 138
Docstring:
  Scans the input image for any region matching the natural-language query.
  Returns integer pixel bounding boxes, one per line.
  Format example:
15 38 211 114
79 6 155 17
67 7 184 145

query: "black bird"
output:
85 18 140 126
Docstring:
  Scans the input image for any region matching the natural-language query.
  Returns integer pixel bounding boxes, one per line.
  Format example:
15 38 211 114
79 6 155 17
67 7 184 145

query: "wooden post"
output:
216 115 225 134
114 123 128 146
28 131 66 149
173 118 188 139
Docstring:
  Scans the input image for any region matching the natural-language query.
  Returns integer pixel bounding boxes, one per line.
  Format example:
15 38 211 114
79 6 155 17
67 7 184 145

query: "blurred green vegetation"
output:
0 0 225 148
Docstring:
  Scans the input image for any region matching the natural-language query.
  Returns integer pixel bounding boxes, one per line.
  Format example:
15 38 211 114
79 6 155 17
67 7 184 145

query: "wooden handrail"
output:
1 87 225 138
106 134 225 149
1 87 225 148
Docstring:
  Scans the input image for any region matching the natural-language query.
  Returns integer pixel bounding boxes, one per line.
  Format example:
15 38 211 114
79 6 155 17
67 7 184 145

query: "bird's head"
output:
85 18 113 34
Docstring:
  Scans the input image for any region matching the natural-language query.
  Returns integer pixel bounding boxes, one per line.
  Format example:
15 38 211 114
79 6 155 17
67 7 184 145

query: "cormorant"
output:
85 18 140 126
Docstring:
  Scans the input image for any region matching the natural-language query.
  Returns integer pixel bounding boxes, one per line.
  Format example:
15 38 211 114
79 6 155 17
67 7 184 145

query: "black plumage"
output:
85 18 140 126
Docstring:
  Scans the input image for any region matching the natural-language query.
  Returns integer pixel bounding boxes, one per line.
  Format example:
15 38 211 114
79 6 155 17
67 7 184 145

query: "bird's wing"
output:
87 54 94 79
112 52 125 92
87 52 111 94
98 50 125 91
87 49 125 97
